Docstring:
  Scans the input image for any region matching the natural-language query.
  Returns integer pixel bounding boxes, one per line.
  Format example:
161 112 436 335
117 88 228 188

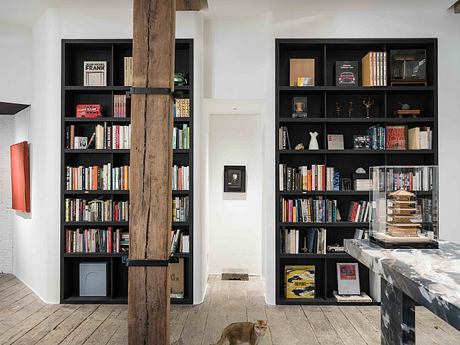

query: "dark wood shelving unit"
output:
61 39 194 304
275 38 438 305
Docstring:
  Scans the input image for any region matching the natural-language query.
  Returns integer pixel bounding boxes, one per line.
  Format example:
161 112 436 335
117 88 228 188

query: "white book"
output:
84 61 107 86
182 235 190 253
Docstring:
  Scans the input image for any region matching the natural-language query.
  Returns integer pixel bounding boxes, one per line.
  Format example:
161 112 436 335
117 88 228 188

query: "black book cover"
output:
336 61 359 87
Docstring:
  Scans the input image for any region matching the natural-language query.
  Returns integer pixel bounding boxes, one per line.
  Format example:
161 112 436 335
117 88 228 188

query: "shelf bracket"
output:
125 257 173 267
128 87 175 99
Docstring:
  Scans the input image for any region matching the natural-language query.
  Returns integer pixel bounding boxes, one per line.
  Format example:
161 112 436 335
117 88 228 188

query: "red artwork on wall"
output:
10 141 30 212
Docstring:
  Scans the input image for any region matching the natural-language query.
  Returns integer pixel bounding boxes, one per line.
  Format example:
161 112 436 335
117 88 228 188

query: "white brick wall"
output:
0 116 14 273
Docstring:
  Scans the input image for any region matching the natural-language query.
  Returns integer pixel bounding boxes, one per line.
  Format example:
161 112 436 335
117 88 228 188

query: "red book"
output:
386 125 407 150
10 141 30 212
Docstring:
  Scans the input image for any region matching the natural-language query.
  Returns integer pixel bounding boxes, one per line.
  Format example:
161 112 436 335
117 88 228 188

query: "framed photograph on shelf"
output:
353 135 371 150
224 165 246 193
337 262 360 295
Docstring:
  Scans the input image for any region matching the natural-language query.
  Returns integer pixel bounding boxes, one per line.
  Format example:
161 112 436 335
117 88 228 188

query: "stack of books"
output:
65 198 113 222
113 95 128 118
170 230 190 254
172 165 190 191
172 124 190 150
65 227 128 253
362 51 387 87
282 228 327 254
124 57 133 86
172 196 189 222
408 127 432 150
347 201 372 223
279 164 340 192
281 198 340 223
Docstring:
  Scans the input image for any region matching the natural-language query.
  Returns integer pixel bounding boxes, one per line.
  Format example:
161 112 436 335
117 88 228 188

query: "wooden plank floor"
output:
0 274 459 345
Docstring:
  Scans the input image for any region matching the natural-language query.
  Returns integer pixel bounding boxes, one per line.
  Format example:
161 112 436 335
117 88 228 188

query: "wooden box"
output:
290 59 315 86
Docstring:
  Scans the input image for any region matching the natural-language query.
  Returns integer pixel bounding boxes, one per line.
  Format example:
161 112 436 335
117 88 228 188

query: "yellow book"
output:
362 52 373 87
285 265 315 299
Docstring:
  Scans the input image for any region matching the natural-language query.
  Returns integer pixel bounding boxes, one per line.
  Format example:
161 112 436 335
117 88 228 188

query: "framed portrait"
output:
224 165 246 193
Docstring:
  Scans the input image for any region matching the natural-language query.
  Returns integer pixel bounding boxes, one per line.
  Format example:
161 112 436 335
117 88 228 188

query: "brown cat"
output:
212 320 268 345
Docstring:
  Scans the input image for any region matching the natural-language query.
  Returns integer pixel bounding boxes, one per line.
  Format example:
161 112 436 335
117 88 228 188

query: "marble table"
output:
344 239 460 345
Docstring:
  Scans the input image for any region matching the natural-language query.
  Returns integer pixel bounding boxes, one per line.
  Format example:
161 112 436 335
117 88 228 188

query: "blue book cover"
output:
333 172 340 191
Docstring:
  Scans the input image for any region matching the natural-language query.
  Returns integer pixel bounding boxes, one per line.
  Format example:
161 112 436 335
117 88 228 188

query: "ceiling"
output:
0 0 457 27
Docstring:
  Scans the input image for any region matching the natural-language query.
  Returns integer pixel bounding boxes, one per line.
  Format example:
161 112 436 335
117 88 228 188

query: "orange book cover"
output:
10 141 30 212
92 166 98 190
307 170 312 191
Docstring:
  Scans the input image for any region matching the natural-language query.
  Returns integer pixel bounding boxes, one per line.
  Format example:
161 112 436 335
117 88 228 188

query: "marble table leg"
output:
381 279 416 345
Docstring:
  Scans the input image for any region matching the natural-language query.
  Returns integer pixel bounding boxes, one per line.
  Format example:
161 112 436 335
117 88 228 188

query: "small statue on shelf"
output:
295 143 305 150
308 131 319 150
363 97 375 118
335 102 342 117
348 101 354 118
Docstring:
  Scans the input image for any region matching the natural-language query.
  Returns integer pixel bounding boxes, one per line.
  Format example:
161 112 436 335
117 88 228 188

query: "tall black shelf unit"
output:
275 38 437 305
61 39 194 304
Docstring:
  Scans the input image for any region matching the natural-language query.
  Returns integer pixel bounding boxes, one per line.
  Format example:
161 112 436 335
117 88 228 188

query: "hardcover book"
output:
337 262 360 295
83 61 107 87
386 125 407 150
327 134 344 150
285 265 315 299
336 61 358 87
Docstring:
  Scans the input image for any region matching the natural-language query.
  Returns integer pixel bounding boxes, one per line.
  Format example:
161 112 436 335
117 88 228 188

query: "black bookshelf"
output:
61 39 194 304
275 38 438 305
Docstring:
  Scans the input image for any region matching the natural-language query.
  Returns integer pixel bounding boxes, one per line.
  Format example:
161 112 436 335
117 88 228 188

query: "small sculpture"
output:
348 101 354 118
363 97 374 118
335 102 342 117
295 143 305 150
308 132 319 150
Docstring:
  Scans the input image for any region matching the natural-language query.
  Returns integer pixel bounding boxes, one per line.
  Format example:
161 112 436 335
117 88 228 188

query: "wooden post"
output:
128 0 175 344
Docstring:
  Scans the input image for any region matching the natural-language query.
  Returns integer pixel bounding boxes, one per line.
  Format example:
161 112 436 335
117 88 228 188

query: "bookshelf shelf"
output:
61 39 194 305
64 117 131 123
279 149 434 155
279 222 370 228
275 38 438 305
64 149 130 154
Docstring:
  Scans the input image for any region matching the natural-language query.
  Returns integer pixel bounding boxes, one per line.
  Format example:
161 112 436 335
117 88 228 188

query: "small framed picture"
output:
353 135 371 150
74 136 88 149
224 166 246 193
292 97 308 118
340 178 352 191
337 262 360 295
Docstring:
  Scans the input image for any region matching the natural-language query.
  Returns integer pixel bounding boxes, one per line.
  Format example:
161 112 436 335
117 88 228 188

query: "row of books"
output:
362 51 387 87
65 164 130 191
65 124 131 150
174 99 190 118
65 198 129 222
65 227 129 253
368 125 386 150
281 198 341 223
408 126 433 150
172 165 190 191
278 126 291 150
279 164 340 192
94 123 131 149
173 196 189 222
283 228 327 254
113 94 129 118
347 201 372 223
173 125 190 150
170 230 190 254
373 166 434 192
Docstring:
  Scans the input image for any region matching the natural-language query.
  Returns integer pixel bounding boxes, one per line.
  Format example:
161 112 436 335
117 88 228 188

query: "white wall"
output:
0 116 14 273
208 113 262 275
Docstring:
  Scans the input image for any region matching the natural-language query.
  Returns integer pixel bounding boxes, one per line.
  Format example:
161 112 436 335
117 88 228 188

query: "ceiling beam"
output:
176 0 207 11
455 1 460 13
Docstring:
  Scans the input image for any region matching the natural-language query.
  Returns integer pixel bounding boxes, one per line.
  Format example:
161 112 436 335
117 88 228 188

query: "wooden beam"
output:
128 0 175 344
176 0 207 11
455 1 460 13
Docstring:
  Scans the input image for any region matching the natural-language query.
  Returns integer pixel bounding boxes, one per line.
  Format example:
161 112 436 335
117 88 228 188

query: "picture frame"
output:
336 262 360 295
224 165 246 193
291 97 308 118
353 135 371 150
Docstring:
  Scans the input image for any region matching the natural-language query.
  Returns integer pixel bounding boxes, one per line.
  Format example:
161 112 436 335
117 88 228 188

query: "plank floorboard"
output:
0 274 458 345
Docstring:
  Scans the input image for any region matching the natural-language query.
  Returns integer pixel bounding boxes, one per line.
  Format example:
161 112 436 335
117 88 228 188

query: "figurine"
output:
292 97 308 118
394 102 421 118
308 131 319 150
295 143 305 150
348 101 354 118
335 102 342 117
301 238 308 253
362 97 374 118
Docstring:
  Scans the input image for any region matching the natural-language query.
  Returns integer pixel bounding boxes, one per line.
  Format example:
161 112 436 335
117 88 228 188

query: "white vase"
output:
308 131 319 150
